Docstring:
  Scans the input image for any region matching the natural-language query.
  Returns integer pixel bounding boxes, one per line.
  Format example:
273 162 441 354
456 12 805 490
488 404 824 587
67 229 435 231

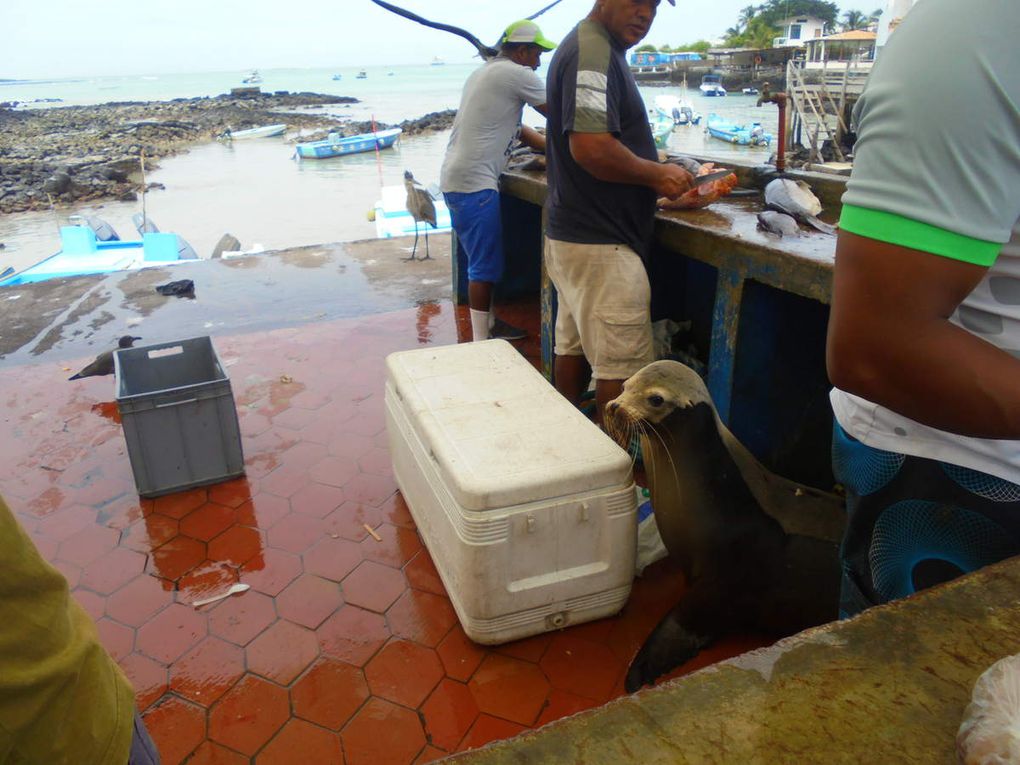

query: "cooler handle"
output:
155 397 198 409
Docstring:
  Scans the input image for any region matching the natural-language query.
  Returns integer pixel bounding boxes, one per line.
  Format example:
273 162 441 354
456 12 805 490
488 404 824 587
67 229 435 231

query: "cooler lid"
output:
386 340 632 511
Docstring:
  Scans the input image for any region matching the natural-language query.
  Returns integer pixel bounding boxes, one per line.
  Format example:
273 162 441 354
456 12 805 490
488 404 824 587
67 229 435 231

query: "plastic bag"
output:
957 653 1020 764
635 486 669 576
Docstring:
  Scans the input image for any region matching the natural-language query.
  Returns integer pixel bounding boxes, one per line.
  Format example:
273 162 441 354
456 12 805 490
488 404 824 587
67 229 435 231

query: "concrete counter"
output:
444 554 1020 764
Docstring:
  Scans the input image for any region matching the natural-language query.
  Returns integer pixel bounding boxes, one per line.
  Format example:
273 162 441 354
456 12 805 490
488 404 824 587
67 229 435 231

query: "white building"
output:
773 16 827 47
876 0 919 49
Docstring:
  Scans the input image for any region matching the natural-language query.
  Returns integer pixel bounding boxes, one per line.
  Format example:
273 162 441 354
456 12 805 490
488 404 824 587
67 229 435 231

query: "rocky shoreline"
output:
0 92 456 214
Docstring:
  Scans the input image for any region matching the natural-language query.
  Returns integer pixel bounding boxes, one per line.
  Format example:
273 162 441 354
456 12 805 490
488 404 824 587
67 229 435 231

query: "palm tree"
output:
738 5 758 29
841 9 868 31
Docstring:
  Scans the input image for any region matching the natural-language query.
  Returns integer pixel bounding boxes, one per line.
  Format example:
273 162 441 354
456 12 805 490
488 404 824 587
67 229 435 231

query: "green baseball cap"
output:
502 20 557 50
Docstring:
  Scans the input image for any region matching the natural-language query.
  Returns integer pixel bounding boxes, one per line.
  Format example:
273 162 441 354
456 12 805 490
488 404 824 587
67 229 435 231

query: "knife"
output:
691 168 735 187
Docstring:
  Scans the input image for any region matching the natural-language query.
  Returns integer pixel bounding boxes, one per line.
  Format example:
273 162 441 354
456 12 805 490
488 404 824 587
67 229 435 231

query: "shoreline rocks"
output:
0 93 456 214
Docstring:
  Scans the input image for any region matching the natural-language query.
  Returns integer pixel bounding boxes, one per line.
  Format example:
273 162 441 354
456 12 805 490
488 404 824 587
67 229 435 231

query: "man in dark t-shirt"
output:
545 0 692 423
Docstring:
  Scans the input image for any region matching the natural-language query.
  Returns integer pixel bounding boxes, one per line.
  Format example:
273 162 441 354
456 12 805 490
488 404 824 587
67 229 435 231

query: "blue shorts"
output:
444 189 503 283
832 421 1020 618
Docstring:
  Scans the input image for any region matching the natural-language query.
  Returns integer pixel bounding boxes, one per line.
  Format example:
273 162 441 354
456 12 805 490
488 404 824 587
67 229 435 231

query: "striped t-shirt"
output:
831 0 1020 483
545 19 658 262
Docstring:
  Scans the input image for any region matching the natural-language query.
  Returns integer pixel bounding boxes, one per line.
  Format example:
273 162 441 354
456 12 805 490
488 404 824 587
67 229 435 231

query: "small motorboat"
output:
332 74 343 81
356 70 368 79
294 128 402 159
0 216 197 287
653 94 701 126
699 73 727 97
742 87 760 95
705 114 772 146
242 69 263 84
219 124 287 140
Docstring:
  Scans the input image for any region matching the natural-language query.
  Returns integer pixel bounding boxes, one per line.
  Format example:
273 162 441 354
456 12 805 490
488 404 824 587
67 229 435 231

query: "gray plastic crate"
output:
114 336 245 497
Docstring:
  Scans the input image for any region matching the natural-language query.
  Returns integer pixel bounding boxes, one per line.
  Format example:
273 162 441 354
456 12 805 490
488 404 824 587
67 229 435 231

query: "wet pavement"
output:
0 236 769 764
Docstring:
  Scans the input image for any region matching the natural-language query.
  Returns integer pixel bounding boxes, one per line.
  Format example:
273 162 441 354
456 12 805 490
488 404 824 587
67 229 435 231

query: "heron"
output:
68 335 142 380
403 170 437 261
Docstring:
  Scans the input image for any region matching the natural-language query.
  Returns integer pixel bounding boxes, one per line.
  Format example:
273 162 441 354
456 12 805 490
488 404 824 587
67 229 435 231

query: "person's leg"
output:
574 245 653 424
545 238 589 401
128 711 161 765
594 379 624 426
553 353 591 406
454 190 525 341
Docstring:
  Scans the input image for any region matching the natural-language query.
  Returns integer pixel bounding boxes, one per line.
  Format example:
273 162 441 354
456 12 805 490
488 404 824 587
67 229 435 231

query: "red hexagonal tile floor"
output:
0 298 772 763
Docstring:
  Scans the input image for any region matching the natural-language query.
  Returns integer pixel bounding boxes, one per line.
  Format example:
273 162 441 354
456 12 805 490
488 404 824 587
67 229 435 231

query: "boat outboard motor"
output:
680 106 694 124
132 212 159 235
672 107 682 125
86 215 120 241
176 236 199 260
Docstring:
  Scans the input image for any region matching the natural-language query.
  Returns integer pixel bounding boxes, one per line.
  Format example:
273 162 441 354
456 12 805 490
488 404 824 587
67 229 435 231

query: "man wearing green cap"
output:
440 20 556 342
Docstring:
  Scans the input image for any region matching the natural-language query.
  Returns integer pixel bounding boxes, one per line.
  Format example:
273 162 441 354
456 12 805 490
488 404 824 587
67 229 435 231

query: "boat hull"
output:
295 128 402 159
706 116 772 146
229 124 287 139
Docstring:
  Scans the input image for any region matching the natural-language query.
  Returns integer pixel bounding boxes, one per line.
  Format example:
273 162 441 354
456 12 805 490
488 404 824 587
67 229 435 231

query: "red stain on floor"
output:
0 298 771 764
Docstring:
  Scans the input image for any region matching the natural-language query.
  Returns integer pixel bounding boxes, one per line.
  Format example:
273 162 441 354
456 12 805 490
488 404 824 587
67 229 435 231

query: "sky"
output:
1 0 884 80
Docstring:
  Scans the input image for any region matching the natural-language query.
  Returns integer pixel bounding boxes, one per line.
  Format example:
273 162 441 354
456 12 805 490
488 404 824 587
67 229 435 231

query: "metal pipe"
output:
756 83 787 174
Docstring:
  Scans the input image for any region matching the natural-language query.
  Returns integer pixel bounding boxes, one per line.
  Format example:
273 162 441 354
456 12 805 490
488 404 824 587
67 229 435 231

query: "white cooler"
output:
384 340 637 645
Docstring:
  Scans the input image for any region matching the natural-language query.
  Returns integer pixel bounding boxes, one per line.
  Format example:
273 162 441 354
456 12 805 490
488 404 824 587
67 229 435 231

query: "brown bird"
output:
403 170 437 261
68 335 141 380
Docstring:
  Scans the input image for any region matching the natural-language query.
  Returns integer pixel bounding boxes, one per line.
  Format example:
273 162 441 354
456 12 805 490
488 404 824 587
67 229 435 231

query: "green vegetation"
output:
641 1 882 52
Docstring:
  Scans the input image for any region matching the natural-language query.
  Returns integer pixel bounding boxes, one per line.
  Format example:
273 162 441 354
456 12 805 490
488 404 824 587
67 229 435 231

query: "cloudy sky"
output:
2 0 882 79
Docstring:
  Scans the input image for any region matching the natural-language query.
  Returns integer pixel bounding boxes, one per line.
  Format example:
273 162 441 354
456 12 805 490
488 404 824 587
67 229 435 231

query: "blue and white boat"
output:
0 217 197 287
372 184 452 239
294 128 402 160
706 114 772 146
699 73 727 97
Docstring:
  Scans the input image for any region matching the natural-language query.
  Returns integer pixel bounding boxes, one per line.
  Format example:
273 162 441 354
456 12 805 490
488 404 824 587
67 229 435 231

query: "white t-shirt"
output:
831 0 1020 483
439 56 546 194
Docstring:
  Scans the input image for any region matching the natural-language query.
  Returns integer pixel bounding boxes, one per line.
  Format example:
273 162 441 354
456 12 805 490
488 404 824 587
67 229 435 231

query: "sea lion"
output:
605 360 845 692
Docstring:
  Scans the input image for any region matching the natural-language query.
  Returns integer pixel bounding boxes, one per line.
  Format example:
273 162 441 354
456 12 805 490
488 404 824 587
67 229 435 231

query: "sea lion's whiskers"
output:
646 425 681 491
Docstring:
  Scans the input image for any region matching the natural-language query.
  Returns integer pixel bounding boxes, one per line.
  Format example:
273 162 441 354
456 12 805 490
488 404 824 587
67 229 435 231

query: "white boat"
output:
431 57 445 66
242 69 262 84
699 72 727 97
373 184 452 239
653 94 701 126
219 124 287 140
356 70 367 79
742 87 760 95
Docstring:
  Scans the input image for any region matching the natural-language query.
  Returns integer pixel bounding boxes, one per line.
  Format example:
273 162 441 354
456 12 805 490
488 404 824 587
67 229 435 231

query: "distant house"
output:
772 16 827 47
804 30 877 64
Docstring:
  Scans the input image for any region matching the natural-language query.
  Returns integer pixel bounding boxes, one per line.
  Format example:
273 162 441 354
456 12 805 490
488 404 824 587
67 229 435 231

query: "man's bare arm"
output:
827 230 1020 438
520 125 546 152
569 132 691 199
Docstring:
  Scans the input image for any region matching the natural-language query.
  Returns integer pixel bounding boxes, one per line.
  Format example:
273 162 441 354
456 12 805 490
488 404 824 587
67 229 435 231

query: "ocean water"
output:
0 66 779 273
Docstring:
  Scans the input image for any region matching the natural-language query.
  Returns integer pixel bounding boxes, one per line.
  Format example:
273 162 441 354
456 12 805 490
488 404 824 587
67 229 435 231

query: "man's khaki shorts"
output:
544 238 654 381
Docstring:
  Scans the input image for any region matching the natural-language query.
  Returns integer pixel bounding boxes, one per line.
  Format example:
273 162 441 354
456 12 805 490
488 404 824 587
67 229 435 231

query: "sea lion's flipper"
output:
625 606 714 693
